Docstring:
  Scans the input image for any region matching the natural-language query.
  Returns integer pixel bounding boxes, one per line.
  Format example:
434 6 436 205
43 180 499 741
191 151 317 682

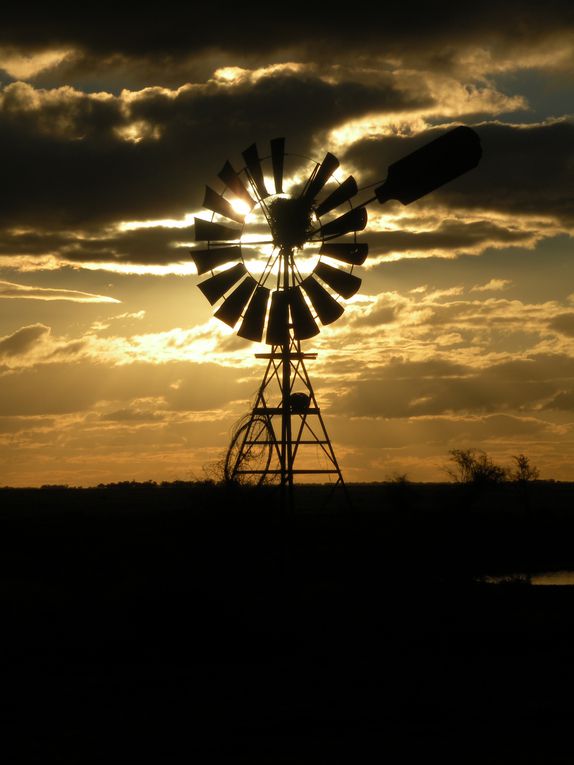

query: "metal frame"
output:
228 327 349 507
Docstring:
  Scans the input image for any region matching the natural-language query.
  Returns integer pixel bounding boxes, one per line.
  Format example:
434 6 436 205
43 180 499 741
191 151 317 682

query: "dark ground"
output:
2 481 574 762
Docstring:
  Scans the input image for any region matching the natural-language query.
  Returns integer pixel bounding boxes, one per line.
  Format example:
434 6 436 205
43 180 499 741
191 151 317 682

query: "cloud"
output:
0 225 195 266
0 209 549 270
0 323 50 357
0 323 89 367
331 411 555 449
329 354 574 418
365 219 539 262
0 74 427 231
0 46 72 79
100 406 164 422
0 279 120 302
1 5 572 64
549 312 574 337
0 414 56 434
544 390 574 410
345 119 574 228
0 64 568 274
470 278 512 292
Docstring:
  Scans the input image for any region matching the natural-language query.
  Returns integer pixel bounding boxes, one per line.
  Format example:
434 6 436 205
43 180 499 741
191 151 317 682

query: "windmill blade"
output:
301 275 344 325
375 126 482 206
214 275 257 327
218 161 256 209
315 262 361 299
190 245 241 275
237 286 270 342
320 242 368 266
270 137 285 194
319 206 367 238
203 186 246 224
289 286 319 340
198 263 247 305
242 143 269 199
315 176 358 217
266 290 289 345
194 218 241 242
302 152 339 203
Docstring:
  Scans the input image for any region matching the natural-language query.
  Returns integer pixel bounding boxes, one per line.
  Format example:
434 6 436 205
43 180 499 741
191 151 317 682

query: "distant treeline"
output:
1 479 574 579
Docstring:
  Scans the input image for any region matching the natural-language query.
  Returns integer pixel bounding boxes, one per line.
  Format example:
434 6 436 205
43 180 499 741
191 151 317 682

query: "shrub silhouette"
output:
446 449 540 485
510 453 540 483
446 448 508 485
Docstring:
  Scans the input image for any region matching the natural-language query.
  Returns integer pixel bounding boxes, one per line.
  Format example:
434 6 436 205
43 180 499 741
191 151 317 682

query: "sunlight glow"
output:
77 261 198 277
115 120 161 143
230 198 251 216
213 63 306 85
118 214 197 231
329 115 430 153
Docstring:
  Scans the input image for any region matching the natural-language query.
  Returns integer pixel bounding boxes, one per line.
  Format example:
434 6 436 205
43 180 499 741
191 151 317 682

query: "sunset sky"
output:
1 5 573 486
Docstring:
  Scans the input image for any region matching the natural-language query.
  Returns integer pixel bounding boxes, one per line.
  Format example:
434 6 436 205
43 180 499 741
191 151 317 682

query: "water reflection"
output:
532 570 574 585
484 570 574 585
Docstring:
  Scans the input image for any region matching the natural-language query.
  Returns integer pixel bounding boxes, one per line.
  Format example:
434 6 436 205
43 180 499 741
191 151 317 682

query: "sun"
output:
229 198 251 217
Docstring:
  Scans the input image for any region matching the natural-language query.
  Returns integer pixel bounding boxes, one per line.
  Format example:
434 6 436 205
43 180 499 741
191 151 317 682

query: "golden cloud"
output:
0 280 120 302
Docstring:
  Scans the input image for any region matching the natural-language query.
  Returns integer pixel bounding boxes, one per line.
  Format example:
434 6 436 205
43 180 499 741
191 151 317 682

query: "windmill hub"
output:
269 196 314 249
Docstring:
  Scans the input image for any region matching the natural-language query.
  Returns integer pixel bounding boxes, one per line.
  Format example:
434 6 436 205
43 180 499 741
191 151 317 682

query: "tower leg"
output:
281 339 294 511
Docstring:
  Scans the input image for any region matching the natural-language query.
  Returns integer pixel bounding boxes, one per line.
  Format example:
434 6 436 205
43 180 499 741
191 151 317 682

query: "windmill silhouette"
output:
192 128 481 501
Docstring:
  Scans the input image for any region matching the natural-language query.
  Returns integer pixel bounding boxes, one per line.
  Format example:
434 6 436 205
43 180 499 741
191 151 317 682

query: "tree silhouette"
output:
511 453 540 483
446 448 508 485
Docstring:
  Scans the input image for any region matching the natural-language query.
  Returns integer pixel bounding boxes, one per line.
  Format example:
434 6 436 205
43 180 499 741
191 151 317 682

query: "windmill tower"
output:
192 129 481 501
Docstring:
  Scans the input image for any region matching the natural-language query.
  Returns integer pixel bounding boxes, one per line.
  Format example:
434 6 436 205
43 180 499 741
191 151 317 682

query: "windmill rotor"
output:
192 139 367 346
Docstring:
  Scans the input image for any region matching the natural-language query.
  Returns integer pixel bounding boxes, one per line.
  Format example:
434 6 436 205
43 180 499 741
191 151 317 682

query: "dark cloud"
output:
544 390 574 410
0 323 49 357
0 226 195 265
549 312 574 337
0 201 534 267
0 415 56 434
480 354 574 382
331 412 552 449
359 240 574 305
100 407 165 422
0 215 540 269
353 305 398 327
364 359 469 379
345 119 574 226
332 374 552 417
47 340 87 359
331 355 574 417
367 219 536 258
0 74 426 230
1 4 572 59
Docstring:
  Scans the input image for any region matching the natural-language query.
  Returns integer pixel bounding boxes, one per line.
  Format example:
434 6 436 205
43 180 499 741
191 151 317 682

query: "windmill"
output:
192 128 481 500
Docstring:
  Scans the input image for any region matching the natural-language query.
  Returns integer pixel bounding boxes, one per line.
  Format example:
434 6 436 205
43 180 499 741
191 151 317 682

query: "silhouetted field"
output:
2 481 574 761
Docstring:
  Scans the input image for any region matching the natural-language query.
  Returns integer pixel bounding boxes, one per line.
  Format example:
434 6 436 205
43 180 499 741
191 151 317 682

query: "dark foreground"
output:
2 481 574 762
